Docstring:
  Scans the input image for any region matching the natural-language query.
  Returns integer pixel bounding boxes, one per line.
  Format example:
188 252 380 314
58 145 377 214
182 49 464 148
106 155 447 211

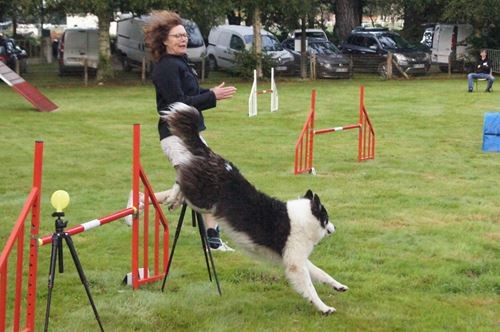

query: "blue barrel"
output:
482 112 500 152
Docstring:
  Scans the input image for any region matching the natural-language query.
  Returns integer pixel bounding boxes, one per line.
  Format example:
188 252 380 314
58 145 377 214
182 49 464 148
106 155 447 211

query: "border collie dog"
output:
159 103 348 314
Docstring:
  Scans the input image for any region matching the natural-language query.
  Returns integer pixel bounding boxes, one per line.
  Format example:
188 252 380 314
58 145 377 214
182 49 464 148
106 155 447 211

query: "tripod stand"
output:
161 203 221 295
44 211 104 332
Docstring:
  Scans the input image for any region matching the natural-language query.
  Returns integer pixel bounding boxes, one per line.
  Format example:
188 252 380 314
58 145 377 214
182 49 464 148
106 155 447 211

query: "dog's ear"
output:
311 194 329 226
313 193 321 206
304 189 314 200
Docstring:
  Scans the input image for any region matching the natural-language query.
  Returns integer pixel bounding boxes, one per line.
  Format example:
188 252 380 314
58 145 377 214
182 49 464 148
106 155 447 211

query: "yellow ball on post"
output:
50 190 70 213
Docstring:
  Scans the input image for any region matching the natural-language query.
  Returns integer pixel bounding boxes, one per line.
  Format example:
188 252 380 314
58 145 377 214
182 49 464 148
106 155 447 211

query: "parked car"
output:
206 25 296 75
423 23 473 72
289 28 328 52
0 35 28 73
340 27 431 78
57 28 99 75
115 15 207 76
282 38 351 79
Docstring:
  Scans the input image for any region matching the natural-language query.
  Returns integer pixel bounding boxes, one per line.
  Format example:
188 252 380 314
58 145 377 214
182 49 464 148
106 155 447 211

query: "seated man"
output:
468 49 495 92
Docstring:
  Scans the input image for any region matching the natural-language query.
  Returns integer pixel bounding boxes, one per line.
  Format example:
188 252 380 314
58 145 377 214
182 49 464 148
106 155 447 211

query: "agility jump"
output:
0 124 169 331
248 68 278 117
294 86 375 175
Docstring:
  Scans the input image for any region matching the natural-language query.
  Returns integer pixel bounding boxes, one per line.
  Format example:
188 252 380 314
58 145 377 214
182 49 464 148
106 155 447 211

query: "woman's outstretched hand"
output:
211 82 237 100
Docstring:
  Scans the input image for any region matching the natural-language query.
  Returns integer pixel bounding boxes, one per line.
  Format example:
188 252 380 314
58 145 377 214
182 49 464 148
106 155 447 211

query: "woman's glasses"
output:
169 33 189 39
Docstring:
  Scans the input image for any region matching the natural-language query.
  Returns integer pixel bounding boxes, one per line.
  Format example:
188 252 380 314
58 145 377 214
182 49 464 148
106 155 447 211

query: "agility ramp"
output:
0 61 58 112
0 124 169 331
294 86 375 175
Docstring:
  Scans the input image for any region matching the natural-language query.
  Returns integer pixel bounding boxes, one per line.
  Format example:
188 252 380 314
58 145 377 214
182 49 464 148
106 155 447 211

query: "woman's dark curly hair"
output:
144 11 183 61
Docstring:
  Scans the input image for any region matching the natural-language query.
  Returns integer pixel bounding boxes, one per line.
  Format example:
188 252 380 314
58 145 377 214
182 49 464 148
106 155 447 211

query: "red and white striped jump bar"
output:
256 89 273 95
314 123 361 135
38 207 137 246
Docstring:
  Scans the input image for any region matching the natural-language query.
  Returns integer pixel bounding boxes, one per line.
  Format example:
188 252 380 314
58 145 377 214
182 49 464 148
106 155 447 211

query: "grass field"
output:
1 71 499 331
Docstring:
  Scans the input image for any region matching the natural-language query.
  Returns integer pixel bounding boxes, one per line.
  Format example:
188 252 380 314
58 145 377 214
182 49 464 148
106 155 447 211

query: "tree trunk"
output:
334 0 361 43
96 13 114 82
253 6 262 78
12 15 17 37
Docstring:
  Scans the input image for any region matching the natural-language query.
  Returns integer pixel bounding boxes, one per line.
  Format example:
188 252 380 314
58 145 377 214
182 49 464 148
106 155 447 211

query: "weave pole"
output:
294 86 375 175
248 68 278 117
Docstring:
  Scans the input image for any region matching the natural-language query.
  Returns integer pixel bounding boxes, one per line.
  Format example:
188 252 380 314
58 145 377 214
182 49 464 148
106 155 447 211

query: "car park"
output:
206 25 296 75
282 38 351 79
340 27 431 77
0 36 28 73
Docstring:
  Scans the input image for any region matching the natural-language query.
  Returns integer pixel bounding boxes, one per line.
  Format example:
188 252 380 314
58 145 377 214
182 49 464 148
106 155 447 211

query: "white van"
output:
206 25 295 74
115 15 206 75
428 23 473 71
291 28 328 52
58 28 99 75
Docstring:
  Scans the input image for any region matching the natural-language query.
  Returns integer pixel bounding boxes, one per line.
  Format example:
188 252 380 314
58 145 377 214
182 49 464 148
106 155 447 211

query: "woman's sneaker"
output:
207 227 234 252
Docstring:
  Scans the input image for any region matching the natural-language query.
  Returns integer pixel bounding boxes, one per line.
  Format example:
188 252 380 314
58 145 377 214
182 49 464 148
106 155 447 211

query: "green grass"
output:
1 71 499 331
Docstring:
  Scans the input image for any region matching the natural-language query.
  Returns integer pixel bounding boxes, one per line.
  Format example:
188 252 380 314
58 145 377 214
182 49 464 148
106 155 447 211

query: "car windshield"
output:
308 42 340 55
378 33 411 50
244 34 284 51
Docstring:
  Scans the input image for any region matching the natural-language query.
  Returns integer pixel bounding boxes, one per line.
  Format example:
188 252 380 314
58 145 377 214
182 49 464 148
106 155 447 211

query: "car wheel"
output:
208 55 218 71
377 62 388 79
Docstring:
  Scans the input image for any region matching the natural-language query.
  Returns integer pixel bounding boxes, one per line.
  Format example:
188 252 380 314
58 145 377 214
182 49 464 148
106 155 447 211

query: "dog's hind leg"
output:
284 261 336 314
307 260 348 292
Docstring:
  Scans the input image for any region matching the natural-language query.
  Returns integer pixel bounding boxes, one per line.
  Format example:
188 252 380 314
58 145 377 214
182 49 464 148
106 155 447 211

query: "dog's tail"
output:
159 102 201 140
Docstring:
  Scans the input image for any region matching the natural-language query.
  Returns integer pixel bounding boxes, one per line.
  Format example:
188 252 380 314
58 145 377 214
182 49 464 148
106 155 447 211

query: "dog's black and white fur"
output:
159 103 348 314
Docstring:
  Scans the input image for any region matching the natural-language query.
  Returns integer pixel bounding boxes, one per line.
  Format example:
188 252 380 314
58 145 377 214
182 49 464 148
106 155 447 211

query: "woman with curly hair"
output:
135 10 237 251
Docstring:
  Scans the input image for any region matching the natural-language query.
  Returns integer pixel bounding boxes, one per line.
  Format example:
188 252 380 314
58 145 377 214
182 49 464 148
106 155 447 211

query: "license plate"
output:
413 64 425 69
276 66 287 71
336 68 349 72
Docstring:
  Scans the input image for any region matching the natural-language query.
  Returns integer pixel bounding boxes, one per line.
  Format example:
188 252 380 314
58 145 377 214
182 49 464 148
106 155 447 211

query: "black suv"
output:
340 27 430 78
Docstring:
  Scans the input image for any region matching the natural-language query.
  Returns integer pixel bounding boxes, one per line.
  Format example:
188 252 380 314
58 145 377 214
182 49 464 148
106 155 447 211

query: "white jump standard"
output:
248 68 278 117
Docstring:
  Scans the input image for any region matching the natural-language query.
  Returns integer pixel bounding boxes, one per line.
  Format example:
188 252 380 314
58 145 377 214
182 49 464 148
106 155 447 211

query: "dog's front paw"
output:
321 306 336 315
166 191 184 211
167 196 184 211
334 284 349 292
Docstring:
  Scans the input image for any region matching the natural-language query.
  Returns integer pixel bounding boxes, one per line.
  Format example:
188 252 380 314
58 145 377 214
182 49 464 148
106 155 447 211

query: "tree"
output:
0 0 43 37
365 0 444 41
162 0 233 40
263 1 319 78
333 0 363 42
440 0 500 48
